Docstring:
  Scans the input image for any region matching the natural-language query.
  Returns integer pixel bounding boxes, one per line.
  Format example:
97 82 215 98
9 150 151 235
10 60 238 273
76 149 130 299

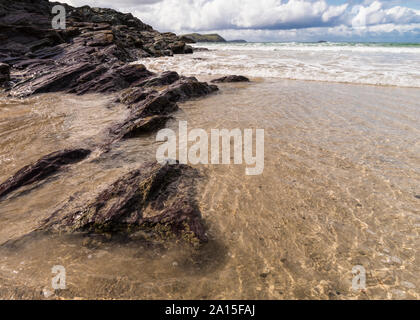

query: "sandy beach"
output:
0 0 419 301
1 75 418 299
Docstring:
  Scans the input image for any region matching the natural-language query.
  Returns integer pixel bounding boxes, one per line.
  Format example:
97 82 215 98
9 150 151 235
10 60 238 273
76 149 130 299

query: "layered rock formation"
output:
0 149 91 199
108 76 218 142
0 0 193 97
40 162 207 245
0 0 218 245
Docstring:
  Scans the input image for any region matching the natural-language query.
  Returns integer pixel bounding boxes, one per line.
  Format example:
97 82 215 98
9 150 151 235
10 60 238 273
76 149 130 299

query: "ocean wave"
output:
194 42 420 54
138 42 420 88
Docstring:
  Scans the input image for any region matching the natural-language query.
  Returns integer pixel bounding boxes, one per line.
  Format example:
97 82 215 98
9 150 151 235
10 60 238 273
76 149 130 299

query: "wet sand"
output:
0 79 419 299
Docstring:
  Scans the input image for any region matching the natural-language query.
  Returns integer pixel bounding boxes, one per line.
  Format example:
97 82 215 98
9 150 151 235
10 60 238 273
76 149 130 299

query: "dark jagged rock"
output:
117 74 218 110
134 94 179 118
108 94 178 141
120 116 172 138
0 1 219 247
68 64 154 95
9 51 155 97
109 113 173 140
0 149 91 199
169 41 187 54
118 87 156 105
211 75 250 83
162 76 219 102
135 71 180 88
108 77 218 142
67 6 153 31
116 71 180 105
0 62 9 85
0 0 194 97
184 45 194 54
40 162 207 244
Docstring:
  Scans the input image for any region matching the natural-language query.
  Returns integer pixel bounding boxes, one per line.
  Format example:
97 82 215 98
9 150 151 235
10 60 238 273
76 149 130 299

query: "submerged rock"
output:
40 162 207 244
108 94 178 141
134 94 179 118
112 115 173 139
123 115 172 137
108 76 218 141
211 75 250 83
0 149 91 199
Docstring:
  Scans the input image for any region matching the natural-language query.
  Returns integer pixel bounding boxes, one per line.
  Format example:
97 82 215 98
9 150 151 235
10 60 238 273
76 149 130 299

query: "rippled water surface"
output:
0 77 419 299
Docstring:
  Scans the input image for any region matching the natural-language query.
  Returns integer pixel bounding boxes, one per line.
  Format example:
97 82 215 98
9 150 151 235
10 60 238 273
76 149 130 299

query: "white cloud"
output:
202 23 420 42
130 0 351 32
59 0 420 41
351 1 420 27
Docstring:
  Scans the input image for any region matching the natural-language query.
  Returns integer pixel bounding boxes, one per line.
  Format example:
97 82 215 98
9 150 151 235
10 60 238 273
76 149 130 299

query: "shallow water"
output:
0 78 419 299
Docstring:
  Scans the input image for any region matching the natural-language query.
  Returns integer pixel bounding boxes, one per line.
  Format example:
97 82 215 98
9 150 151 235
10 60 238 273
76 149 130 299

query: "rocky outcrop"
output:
139 31 193 56
162 76 219 102
118 87 156 105
0 0 194 97
0 71 220 202
181 33 226 43
12 63 155 97
108 95 178 141
134 71 180 88
108 75 218 142
0 1 220 246
119 115 173 138
39 162 207 244
0 149 91 199
211 75 250 83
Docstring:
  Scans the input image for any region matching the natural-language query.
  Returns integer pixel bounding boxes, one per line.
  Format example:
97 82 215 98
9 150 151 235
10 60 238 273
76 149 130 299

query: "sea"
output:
141 41 420 88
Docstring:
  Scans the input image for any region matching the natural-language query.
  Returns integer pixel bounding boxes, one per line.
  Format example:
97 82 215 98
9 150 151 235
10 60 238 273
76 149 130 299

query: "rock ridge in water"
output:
0 149 91 199
0 0 220 245
39 162 207 245
108 75 219 142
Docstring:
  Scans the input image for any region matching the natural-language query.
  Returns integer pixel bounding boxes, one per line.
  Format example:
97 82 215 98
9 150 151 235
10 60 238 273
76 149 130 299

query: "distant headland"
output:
180 33 247 43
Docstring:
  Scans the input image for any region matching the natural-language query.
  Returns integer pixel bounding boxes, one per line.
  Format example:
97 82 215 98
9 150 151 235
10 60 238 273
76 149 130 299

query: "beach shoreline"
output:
1 77 419 299
0 0 419 300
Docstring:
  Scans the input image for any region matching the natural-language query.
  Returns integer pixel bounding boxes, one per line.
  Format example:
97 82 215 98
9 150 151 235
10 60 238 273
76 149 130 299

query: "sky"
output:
60 0 420 42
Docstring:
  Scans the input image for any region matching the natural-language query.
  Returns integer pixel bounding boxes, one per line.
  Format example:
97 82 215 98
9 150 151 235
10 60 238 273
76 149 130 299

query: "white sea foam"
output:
137 42 420 88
